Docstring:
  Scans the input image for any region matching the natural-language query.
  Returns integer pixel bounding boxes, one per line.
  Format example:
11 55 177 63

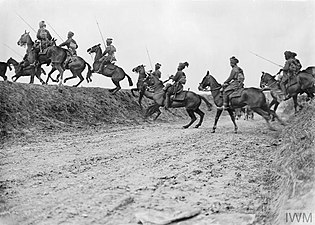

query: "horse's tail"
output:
125 73 133 87
86 62 93 83
199 95 213 111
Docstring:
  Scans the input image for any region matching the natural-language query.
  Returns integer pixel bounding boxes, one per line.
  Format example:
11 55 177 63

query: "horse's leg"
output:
194 108 205 128
227 109 238 133
73 72 84 87
110 79 121 94
46 67 57 84
138 90 145 109
270 100 280 121
251 108 276 131
54 64 65 86
131 88 138 97
183 109 197 129
153 108 162 121
29 69 35 84
35 67 45 85
212 108 223 133
12 75 18 82
292 95 302 113
64 74 76 84
145 104 159 119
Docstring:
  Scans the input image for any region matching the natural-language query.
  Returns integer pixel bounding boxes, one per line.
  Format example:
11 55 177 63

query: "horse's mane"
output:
209 75 221 88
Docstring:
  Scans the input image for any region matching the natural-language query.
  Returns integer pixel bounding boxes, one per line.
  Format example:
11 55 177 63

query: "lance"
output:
95 19 106 48
47 22 64 42
3 43 23 58
15 13 36 33
145 46 153 70
249 51 283 68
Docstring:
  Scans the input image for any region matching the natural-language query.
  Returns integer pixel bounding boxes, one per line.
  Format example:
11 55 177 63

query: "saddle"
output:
166 83 186 101
229 88 244 99
171 91 187 101
102 64 116 75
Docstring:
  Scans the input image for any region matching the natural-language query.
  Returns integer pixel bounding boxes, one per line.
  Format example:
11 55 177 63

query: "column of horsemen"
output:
1 20 310 112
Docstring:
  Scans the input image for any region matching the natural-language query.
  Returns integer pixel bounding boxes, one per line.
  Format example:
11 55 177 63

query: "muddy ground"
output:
0 114 283 225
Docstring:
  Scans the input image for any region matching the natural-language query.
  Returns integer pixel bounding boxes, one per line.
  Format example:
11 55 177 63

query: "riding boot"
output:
280 82 290 100
64 58 70 69
97 61 105 73
222 92 229 109
164 94 171 110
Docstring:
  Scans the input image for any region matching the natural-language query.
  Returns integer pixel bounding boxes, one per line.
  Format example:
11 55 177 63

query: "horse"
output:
87 44 133 94
131 64 155 108
17 31 92 87
0 60 12 81
7 57 46 84
198 71 285 133
260 70 315 114
144 74 213 128
17 31 51 84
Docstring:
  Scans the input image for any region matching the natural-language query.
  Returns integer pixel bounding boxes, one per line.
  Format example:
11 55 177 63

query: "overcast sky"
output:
0 0 314 92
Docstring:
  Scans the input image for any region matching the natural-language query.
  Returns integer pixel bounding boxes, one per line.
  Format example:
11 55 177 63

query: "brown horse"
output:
260 70 315 114
86 44 133 94
144 74 213 128
198 71 285 133
131 64 154 108
7 57 46 83
0 60 12 81
17 31 92 87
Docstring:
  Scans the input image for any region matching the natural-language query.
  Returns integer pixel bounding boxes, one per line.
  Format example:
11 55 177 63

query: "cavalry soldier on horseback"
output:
36 21 52 54
164 62 189 109
96 38 117 73
222 56 245 109
59 31 78 69
152 63 162 79
277 51 302 100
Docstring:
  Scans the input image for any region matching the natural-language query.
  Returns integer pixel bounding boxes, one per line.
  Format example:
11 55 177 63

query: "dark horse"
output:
7 57 46 83
0 59 12 81
17 31 92 87
199 71 285 133
131 64 156 108
144 74 213 128
87 44 133 94
260 69 315 114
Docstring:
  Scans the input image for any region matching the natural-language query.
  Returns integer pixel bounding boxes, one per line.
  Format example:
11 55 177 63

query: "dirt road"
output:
1 115 282 225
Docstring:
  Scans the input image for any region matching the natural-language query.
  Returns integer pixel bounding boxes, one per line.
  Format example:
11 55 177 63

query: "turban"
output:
155 63 161 67
68 31 74 37
39 21 46 28
230 56 239 64
106 38 113 42
178 62 189 69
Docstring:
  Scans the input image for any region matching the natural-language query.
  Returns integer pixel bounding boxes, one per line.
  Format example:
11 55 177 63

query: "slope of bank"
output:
0 81 212 137
267 102 315 225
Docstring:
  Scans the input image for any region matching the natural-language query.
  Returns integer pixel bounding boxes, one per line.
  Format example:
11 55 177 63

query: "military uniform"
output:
59 31 78 68
222 56 245 109
97 38 117 73
36 21 52 53
279 51 302 99
164 62 189 109
152 63 162 78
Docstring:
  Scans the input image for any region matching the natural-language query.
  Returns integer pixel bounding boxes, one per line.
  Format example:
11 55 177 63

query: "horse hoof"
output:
183 126 189 129
194 125 200 128
211 130 215 133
